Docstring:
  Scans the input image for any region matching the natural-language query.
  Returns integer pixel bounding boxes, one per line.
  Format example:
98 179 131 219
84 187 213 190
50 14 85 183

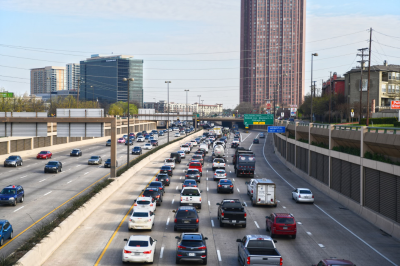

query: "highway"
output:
39 129 400 266
0 131 182 257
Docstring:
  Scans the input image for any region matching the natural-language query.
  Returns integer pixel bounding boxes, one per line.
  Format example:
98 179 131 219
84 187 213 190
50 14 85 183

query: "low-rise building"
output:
322 72 345 96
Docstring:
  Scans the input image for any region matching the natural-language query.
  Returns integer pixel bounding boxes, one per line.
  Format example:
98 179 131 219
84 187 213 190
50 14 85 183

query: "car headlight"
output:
9 197 15 200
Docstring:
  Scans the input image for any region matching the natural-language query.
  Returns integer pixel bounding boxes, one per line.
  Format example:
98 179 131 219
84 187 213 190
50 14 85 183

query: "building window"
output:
382 84 386 93
396 85 400 93
397 73 400 80
388 85 393 93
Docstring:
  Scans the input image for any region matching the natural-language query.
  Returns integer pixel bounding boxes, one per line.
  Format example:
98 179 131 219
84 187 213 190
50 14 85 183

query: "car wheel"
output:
174 226 177 231
198 204 201 209
0 238 3 246
20 196 24 203
242 224 246 228
271 233 275 238
176 257 180 264
202 258 207 265
13 200 17 206
60 168 62 172
9 231 13 239
20 162 23 166
219 218 224 227
292 234 296 239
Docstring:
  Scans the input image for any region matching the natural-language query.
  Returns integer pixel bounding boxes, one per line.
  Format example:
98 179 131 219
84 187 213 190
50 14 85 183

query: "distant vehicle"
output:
117 138 125 143
0 185 24 206
136 136 145 142
217 179 234 194
246 179 276 207
4 155 23 167
134 196 156 213
253 138 259 144
104 158 118 168
132 146 142 155
212 158 226 170
0 219 13 246
180 144 190 154
266 213 296 239
122 235 157 264
44 161 62 173
172 206 200 232
148 181 165 195
143 143 153 150
125 139 134 146
213 169 226 181
159 131 165 136
37 151 52 159
182 179 198 190
292 188 314 203
177 150 186 159
128 210 155 231
160 166 173 176
259 133 265 138
212 144 225 159
237 235 282 266
175 233 208 265
191 155 204 165
106 139 112 146
217 199 246 228
142 188 163 206
311 259 356 266
150 139 158 146
188 162 203 177
190 140 198 146
122 135 128 140
174 132 180 137
88 156 102 165
234 150 255 177
70 149 82 156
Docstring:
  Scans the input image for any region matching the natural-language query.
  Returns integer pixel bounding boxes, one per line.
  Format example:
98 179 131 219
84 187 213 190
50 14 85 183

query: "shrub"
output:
332 146 360 156
311 141 328 149
359 117 397 125
394 121 400 127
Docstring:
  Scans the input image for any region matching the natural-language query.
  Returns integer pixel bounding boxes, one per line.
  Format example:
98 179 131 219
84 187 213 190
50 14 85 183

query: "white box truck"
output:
246 179 277 207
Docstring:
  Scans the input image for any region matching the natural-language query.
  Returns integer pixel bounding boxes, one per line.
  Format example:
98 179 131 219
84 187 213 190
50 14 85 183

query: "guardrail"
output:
299 123 309 126
333 125 361 131
312 124 330 129
367 127 399 134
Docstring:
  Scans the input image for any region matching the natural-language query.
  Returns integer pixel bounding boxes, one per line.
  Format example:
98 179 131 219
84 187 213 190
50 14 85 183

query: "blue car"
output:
0 185 24 206
145 135 150 140
0 219 13 246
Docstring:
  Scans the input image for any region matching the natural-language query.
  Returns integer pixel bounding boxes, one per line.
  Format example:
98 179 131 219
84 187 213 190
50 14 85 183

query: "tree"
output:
234 102 254 115
108 101 138 117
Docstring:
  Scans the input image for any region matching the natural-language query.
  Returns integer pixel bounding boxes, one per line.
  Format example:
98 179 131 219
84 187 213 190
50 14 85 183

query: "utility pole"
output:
77 79 81 108
166 81 172 143
201 100 204 117
366 28 372 126
123 78 134 170
329 72 332 123
310 53 318 122
184 89 189 129
357 48 368 122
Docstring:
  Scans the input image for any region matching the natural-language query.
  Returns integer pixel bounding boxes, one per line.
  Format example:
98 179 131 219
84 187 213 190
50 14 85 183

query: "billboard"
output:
390 101 400 110
0 92 14 98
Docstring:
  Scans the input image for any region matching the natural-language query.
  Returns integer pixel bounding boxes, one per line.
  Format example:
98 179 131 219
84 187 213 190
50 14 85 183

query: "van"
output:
246 178 276 207
199 143 208 153
152 134 159 140
170 152 181 164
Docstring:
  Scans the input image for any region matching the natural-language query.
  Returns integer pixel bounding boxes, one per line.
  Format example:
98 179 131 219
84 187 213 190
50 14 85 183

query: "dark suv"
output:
142 188 163 206
148 181 165 195
185 169 201 183
0 185 24 206
44 161 62 173
104 159 118 168
160 166 173 176
173 206 199 232
131 146 142 155
175 233 208 265
155 174 170 186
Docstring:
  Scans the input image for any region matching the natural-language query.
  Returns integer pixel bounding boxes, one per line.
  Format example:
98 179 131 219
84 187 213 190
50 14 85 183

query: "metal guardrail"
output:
312 124 330 129
299 123 309 126
367 127 400 134
333 125 361 131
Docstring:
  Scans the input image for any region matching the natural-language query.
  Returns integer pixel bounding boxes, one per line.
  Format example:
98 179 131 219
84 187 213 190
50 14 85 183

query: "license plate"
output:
283 226 288 229
184 221 190 223
188 253 195 256
232 220 236 223
188 203 193 205
134 252 141 256
224 186 228 188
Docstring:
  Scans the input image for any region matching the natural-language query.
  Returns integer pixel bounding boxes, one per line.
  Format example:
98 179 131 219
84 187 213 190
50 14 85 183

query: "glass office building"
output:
79 54 143 106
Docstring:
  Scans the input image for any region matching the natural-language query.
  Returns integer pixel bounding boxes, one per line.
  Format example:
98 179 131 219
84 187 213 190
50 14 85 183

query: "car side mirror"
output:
175 236 180 240
245 182 249 185
124 238 128 241
216 203 220 205
242 203 246 206
197 210 200 213
204 237 208 240
200 190 203 193
273 240 277 243
133 200 136 202
236 239 242 242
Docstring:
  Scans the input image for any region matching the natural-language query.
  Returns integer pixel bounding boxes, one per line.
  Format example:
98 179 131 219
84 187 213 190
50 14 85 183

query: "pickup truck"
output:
217 199 246 228
180 144 190 154
180 187 202 209
236 235 282 266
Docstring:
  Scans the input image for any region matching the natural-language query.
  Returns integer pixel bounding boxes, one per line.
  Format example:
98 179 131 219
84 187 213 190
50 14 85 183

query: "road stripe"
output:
318 244 325 248
180 176 182 179
217 250 222 261
283 206 286 209
208 200 210 206
13 206 24 212
211 220 214 227
166 218 170 226
243 202 247 206
233 178 235 181
67 181 73 184
160 247 164 259
254 221 260 228
172 199 174 204
237 188 240 192
44 191 52 196
39 179 46 182
176 186 179 190
84 172 89 175
207 187 209 191
20 175 27 179
206 177 208 181
297 222 302 225
307 232 312 235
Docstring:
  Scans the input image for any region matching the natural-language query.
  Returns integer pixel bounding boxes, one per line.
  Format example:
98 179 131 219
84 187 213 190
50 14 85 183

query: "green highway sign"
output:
0 92 14 98
244 114 274 127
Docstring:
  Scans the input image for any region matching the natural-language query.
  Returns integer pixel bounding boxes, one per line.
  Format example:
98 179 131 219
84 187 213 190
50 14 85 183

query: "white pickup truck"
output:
164 158 176 169
180 144 190 154
180 187 202 209
199 143 209 153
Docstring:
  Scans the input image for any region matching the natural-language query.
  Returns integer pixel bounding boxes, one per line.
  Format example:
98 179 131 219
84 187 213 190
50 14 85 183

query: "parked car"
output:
266 213 297 239
237 235 282 266
44 161 62 173
213 169 226 181
142 188 163 206
217 199 246 228
155 173 170 186
88 156 102 165
0 220 13 246
217 179 234 193
128 210 155 231
132 146 142 155
106 139 112 146
311 259 356 266
37 151 52 159
3 155 23 167
122 235 157 264
175 233 208 265
104 158 118 168
70 149 82 156
0 185 24 206
292 188 314 203
143 143 153 150
173 206 200 232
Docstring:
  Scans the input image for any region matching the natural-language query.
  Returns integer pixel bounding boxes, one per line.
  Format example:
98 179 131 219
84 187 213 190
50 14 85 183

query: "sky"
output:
0 0 399 110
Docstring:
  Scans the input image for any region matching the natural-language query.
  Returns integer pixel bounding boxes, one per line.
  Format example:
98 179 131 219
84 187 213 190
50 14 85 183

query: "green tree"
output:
234 102 254 115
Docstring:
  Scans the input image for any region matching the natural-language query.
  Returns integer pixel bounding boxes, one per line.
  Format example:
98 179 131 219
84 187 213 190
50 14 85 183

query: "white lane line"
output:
206 177 208 181
237 188 240 192
243 202 247 206
307 232 312 236
172 199 175 204
14 206 24 212
216 250 222 261
20 175 27 179
264 134 398 266
44 191 52 196
207 187 209 191
230 171 232 174
176 186 179 190
318 244 325 248
67 181 73 184
297 222 302 225
76 165 80 167
208 201 210 206
211 220 214 227
254 221 260 228
283 206 286 209
180 176 182 179
84 172 89 175
68 168 71 171
233 178 235 181
166 218 170 226
160 247 164 259
39 179 46 182
277 200 281 203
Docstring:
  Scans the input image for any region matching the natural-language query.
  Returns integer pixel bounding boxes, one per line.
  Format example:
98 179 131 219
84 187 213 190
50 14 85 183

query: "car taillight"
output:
143 250 152 254
280 257 283 266
183 185 186 187
194 185 197 187
129 218 132 221
174 218 177 223
197 245 206 249
181 197 183 201
230 185 233 188
299 195 301 198
134 203 137 206
150 204 153 206
185 175 189 177
124 250 132 254
218 185 221 187
178 245 186 249
259 198 261 201
201 255 206 258
159 187 163 190
225 173 227 176
247 256 250 265
312 195 314 198
251 190 253 194
214 173 216 175
221 211 224 218
155 178 158 181
271 199 273 202
156 195 160 198
244 213 247 218
166 179 169 182
199 197 201 202
196 219 199 223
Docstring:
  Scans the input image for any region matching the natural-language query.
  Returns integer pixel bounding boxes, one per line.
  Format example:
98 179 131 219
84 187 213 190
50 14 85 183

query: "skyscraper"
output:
30 66 65 95
66 63 80 91
240 0 306 109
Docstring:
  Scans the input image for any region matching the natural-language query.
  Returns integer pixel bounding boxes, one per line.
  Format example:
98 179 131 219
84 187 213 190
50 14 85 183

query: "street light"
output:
165 81 171 143
184 89 189 128
123 77 134 170
310 53 318 122
273 82 280 125
47 77 52 114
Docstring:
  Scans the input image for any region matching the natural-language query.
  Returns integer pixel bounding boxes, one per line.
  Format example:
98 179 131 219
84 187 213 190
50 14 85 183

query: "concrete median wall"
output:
17 130 204 266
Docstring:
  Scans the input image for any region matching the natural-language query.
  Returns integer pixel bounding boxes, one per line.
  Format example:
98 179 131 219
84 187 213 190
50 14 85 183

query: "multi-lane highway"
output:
0 131 183 257
41 129 400 266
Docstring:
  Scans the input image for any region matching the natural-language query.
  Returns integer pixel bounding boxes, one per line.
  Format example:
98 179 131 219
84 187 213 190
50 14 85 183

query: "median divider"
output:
16 130 204 266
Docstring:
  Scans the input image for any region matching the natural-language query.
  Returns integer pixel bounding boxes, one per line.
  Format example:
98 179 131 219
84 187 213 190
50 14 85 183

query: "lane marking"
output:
20 175 27 179
67 181 73 184
166 218 170 226
211 220 214 227
176 186 179 190
217 250 222 261
233 178 235 181
84 172 89 175
206 177 208 181
277 200 280 203
237 188 240 193
297 222 302 225
283 206 286 209
44 191 52 196
208 201 210 206
172 199 174 204
39 179 46 182
243 202 247 206
254 221 260 228
14 206 24 212
307 232 312 236
318 244 325 248
180 176 182 179
160 247 164 259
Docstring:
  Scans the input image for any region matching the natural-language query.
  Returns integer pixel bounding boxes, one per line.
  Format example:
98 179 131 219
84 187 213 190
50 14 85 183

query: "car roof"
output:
47 161 59 163
129 235 150 241
184 179 197 182
136 196 153 201
4 185 21 189
144 187 159 191
322 259 355 264
182 233 203 240
178 206 196 211
297 188 311 191
219 179 232 183
274 213 294 218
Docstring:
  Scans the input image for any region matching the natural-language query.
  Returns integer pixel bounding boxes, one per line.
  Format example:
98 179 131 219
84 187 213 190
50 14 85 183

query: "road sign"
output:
0 92 14 98
281 112 284 118
351 112 354 118
243 114 274 127
268 126 286 133
391 101 400 110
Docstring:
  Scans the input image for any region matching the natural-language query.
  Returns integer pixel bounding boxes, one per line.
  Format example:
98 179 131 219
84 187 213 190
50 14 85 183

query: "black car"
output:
182 179 198 190
125 140 134 146
197 149 207 157
175 233 208 265
170 152 182 164
148 181 165 195
4 155 23 167
185 169 201 183
104 158 118 168
131 146 142 155
70 149 82 156
253 138 259 144
150 140 158 146
194 150 205 158
156 174 170 186
160 166 173 176
259 133 265 138
142 188 163 206
44 161 62 173
173 206 199 232
217 179 234 193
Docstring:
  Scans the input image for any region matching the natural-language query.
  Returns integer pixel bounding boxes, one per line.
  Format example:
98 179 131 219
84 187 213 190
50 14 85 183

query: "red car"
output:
37 151 52 159
129 133 135 137
312 259 356 266
266 213 296 239
188 161 203 176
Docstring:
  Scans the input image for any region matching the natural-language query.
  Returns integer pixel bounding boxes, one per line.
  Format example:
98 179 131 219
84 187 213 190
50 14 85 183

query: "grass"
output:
298 138 309 144
367 124 394 128
364 151 400 166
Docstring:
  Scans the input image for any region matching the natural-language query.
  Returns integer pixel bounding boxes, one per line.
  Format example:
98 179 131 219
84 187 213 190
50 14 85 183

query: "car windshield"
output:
275 218 295 224
180 240 203 247
47 161 58 165
166 159 173 163
187 170 199 175
134 147 140 150
299 190 312 194
161 166 170 170
39 151 47 154
178 151 184 153
216 170 225 174
219 180 232 184
221 202 242 209
105 159 111 163
214 159 224 163
145 144 151 146
132 212 149 217
107 140 111 142
7 156 17 160
90 156 99 159
193 156 202 159
128 240 148 247
182 189 200 196
190 163 201 167
176 211 197 218
72 150 79 152
149 182 162 186
1 189 16 194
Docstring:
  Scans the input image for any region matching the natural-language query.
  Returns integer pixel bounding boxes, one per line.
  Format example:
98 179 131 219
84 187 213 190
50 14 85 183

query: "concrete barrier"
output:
17 130 204 266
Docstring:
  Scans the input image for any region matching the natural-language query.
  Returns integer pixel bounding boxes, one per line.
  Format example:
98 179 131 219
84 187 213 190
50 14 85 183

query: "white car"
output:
168 128 173 132
232 138 240 144
190 140 198 147
180 131 185 135
174 132 180 137
164 158 176 169
292 188 314 203
209 136 215 141
129 210 155 230
137 136 145 142
212 158 226 170
173 127 179 131
180 144 190 154
143 143 153 150
186 142 193 150
177 150 186 158
134 196 156 213
122 235 157 264
180 187 202 209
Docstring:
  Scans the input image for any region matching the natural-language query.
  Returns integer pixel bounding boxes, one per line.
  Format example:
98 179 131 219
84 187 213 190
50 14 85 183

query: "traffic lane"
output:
259 133 400 265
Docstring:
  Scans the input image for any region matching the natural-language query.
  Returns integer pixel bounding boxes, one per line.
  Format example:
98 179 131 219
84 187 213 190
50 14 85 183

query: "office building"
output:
30 66 65 95
240 0 306 108
79 54 143 106
66 63 80 91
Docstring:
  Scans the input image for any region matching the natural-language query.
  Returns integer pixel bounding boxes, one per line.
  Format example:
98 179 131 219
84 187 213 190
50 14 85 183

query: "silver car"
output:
213 169 227 181
292 188 314 203
88 156 102 165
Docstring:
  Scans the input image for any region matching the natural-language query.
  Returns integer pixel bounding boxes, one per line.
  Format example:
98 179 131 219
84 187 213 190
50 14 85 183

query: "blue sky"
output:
0 0 399 108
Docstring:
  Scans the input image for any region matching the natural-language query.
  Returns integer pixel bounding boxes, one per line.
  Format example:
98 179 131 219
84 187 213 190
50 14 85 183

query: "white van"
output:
246 178 276 207
199 143 209 153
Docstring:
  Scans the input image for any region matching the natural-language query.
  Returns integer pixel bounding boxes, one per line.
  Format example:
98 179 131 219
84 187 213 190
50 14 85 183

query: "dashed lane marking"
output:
208 201 210 206
307 232 312 236
172 199 174 204
14 206 24 212
254 221 260 228
176 186 179 190
207 187 209 191
217 250 222 261
297 222 302 225
166 218 170 226
211 220 214 227
44 191 52 196
318 244 325 248
160 247 164 259
67 181 73 184
39 179 46 182
20 175 27 179
84 172 89 175
283 206 286 209
237 188 240 192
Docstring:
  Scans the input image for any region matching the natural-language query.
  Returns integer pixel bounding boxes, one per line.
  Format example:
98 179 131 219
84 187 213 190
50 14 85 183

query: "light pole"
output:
123 77 134 170
47 77 52 114
77 78 81 108
166 81 171 143
91 85 94 102
197 95 201 117
273 82 280 125
310 53 318 122
184 89 189 126
201 100 204 117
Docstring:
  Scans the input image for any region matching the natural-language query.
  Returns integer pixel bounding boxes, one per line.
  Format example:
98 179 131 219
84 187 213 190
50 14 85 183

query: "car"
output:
212 158 225 170
190 140 198 147
44 161 62 173
143 143 153 150
180 131 186 135
136 136 145 142
132 146 142 155
185 169 201 183
292 188 314 203
150 139 158 146
128 210 155 231
125 139 134 146
173 127 179 131
106 139 112 146
143 188 162 206
170 152 182 164
213 169 226 181
259 133 265 138
0 220 13 246
177 150 186 158
231 142 239 148
129 133 135 138
142 131 147 135
155 173 170 186
122 235 157 264
122 134 128 140
168 128 172 132
180 187 202 209
191 155 204 165
88 155 102 165
148 181 165 195
164 158 176 169
175 233 208 265
0 185 24 206
134 196 156 213
4 155 23 167
149 133 154 137
159 131 165 136
195 149 206 158
144 135 150 140
312 259 356 266
37 151 52 159
160 165 173 176
182 179 198 190
117 138 125 143
173 206 200 232
188 162 203 176
180 144 190 154
217 199 246 228
195 137 201 144
70 149 82 156
104 158 118 168
232 138 240 144
217 179 234 193
266 213 297 239
253 138 259 144
174 132 180 137
148 136 154 142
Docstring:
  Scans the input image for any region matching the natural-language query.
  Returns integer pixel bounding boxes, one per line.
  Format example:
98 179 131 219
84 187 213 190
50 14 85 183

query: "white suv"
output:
190 140 198 147
180 187 202 209
128 210 155 230
180 144 190 154
134 196 156 213
164 158 176 169
212 158 226 170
